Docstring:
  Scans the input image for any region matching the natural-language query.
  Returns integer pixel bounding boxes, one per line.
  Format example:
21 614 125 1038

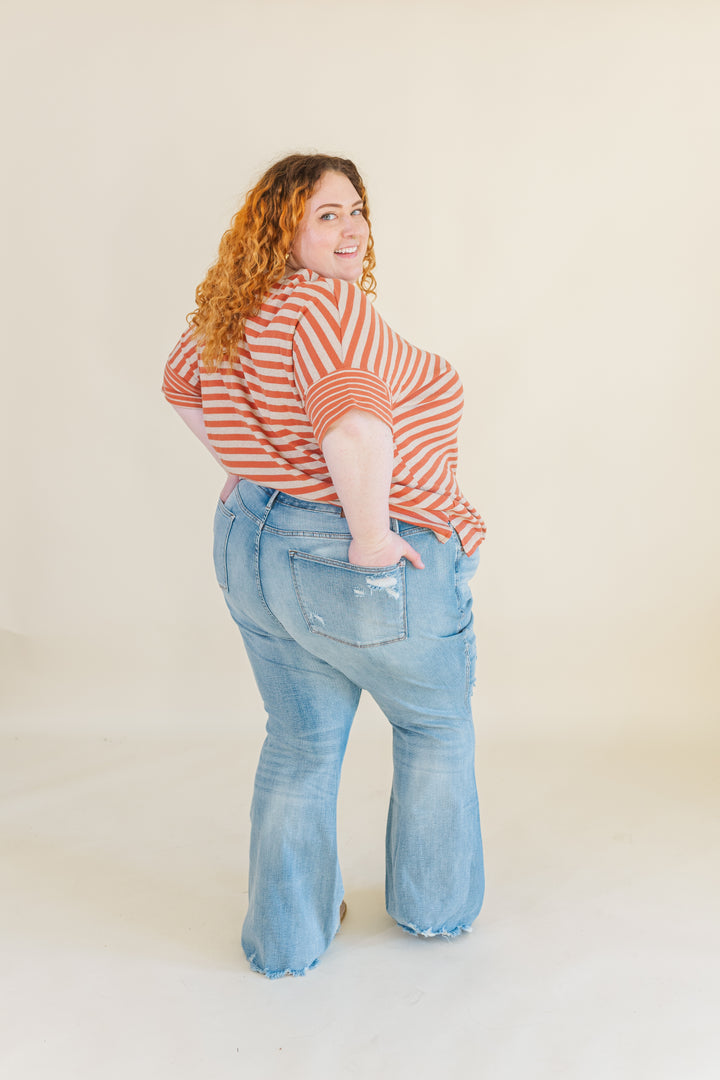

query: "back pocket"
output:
289 552 407 647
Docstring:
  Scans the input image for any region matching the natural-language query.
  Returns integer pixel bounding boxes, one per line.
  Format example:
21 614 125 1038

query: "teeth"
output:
335 246 357 254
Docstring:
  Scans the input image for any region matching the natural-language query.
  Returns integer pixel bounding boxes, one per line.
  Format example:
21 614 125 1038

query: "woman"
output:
163 153 487 978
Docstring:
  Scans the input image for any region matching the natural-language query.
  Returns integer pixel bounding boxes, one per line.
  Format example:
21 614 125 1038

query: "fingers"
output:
402 542 425 570
348 534 425 569
219 475 240 504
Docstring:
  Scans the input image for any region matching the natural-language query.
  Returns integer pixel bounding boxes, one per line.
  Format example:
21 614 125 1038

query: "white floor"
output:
2 693 719 1079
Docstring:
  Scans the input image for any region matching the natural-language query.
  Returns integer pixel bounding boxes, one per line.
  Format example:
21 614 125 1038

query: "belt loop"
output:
390 516 400 534
259 487 280 529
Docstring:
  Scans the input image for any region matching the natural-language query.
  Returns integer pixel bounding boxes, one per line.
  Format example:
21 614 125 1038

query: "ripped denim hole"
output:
367 574 400 600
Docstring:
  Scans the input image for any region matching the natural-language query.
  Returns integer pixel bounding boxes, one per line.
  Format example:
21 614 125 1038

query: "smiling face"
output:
288 170 370 282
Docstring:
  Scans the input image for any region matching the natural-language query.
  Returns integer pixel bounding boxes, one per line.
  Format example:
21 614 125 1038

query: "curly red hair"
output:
189 154 377 371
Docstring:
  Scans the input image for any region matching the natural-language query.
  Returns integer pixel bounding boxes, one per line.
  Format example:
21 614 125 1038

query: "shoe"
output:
339 900 347 924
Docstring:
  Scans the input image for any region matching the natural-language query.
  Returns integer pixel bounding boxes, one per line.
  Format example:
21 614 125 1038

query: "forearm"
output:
172 405 226 468
321 409 394 548
322 409 424 568
172 404 239 502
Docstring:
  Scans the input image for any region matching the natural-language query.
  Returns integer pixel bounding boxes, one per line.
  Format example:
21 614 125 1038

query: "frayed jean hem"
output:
245 912 345 979
397 922 473 939
247 954 321 979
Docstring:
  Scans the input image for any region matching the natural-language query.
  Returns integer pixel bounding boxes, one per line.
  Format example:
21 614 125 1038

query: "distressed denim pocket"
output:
288 551 407 647
213 498 236 591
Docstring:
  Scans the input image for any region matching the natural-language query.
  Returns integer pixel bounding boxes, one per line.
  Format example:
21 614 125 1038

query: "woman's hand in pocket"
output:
219 474 240 504
349 530 424 569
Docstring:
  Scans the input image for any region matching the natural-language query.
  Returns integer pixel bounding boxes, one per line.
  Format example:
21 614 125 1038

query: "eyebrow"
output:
315 200 364 210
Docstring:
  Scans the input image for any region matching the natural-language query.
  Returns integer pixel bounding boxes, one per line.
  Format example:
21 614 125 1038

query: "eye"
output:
320 212 337 221
351 208 364 216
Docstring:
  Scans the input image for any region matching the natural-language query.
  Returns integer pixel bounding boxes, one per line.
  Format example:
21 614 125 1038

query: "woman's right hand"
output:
349 531 424 569
219 474 240 504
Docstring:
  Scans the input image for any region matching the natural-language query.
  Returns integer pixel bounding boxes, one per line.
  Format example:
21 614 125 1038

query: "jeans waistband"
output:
238 479 342 515
238 479 402 534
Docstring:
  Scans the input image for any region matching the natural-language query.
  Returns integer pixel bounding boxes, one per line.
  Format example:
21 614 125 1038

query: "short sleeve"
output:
162 328 202 407
292 279 393 445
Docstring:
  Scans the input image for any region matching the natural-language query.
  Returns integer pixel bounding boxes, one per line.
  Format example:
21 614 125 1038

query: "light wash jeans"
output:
214 479 484 977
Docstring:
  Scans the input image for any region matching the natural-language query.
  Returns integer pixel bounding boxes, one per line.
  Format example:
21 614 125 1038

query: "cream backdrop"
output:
2 0 719 738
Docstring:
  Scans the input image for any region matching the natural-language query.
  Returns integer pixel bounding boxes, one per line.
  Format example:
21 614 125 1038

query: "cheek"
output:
292 226 311 255
302 230 323 254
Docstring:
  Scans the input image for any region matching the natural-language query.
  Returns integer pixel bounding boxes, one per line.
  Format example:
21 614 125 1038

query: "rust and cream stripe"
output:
163 270 485 552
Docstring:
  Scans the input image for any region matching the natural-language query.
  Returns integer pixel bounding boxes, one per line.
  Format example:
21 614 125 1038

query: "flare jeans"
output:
213 479 484 977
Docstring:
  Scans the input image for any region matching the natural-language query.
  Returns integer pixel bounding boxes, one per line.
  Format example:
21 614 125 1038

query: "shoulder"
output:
276 271 369 317
168 324 202 364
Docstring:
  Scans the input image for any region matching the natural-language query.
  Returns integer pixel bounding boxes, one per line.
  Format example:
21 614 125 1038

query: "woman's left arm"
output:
171 404 239 503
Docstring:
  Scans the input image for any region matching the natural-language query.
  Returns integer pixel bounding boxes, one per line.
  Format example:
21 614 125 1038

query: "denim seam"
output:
246 954 321 979
296 631 406 649
464 639 474 707
289 551 404 573
214 502 236 591
453 531 476 706
398 922 472 939
238 490 348 537
395 525 429 537
237 499 263 526
253 490 281 618
453 531 463 636
263 525 351 539
274 499 344 516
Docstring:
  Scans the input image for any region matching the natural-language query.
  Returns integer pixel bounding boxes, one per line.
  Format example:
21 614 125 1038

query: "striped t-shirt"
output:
163 269 486 553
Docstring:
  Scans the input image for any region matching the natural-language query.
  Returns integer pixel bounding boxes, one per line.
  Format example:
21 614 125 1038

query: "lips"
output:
334 245 359 256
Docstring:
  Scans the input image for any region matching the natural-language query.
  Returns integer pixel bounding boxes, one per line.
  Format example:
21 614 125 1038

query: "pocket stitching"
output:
288 551 407 647
213 500 236 591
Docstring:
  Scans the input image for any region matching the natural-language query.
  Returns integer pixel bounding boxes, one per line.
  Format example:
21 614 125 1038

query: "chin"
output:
333 264 362 282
